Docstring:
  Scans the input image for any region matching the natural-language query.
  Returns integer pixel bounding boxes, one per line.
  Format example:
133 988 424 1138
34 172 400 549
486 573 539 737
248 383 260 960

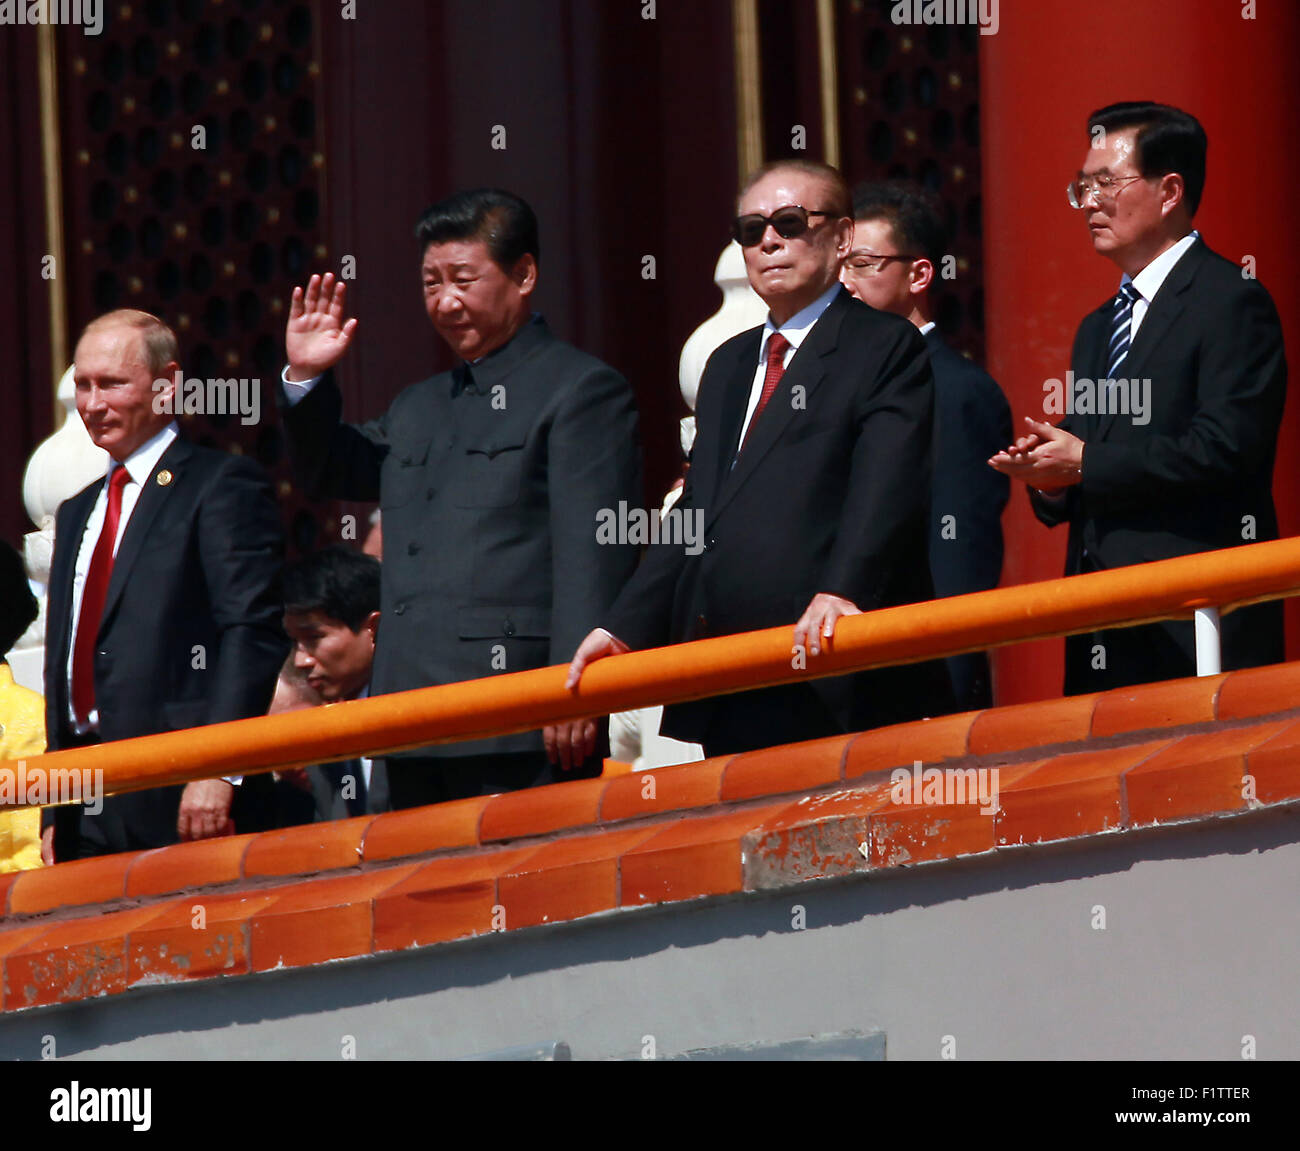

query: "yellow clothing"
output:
0 662 46 871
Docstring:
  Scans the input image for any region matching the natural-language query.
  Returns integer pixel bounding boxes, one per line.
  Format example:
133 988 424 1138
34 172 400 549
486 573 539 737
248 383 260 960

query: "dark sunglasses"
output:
732 205 835 248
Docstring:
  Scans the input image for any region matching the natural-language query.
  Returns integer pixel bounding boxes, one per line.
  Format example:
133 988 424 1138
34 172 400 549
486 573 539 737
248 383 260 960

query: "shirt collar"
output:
759 282 842 361
918 320 937 337
1123 230 1199 303
454 313 548 395
110 421 179 488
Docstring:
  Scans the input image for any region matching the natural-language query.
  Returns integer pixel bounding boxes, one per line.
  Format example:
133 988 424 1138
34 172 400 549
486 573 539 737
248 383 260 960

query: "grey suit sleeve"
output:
546 364 643 664
278 369 390 501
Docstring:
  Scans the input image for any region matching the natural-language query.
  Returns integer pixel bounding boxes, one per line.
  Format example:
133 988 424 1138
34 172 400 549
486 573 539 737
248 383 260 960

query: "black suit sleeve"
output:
278 370 389 501
1028 322 1090 529
819 322 935 609
196 455 288 725
546 364 643 664
931 365 1011 597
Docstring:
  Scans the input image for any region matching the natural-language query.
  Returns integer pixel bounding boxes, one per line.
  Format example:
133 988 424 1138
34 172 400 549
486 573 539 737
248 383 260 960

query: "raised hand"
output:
286 272 359 381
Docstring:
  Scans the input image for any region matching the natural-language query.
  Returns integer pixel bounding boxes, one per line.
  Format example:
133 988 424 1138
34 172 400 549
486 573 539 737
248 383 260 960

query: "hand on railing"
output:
792 593 862 658
557 629 633 771
565 628 631 690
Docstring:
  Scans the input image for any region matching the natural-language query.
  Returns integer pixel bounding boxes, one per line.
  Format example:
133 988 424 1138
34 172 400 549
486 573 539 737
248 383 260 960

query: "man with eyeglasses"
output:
841 180 1011 711
567 159 951 756
990 102 1286 693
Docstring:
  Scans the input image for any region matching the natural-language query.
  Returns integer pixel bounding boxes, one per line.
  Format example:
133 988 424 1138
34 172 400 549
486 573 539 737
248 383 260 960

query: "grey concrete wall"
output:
3 805 1297 1060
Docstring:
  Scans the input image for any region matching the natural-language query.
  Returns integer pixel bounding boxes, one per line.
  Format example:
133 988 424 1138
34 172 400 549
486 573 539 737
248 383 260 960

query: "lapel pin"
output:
156 469 173 486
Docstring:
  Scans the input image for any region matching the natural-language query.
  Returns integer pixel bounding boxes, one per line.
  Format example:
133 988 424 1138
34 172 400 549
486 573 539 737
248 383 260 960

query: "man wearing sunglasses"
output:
841 180 1011 711
567 159 950 756
990 102 1286 693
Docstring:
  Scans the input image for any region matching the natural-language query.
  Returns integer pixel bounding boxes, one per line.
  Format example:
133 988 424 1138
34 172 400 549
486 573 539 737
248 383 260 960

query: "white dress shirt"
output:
737 282 843 449
1121 229 1199 340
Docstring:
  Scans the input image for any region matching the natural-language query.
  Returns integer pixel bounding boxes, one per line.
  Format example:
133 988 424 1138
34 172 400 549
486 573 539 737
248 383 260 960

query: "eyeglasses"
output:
733 205 835 248
1066 173 1145 209
843 249 918 274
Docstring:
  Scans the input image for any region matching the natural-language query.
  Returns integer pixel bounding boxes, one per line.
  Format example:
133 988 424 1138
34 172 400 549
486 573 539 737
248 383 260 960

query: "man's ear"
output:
153 359 181 411
909 257 935 295
512 253 538 297
833 217 854 259
1159 172 1186 219
363 610 381 643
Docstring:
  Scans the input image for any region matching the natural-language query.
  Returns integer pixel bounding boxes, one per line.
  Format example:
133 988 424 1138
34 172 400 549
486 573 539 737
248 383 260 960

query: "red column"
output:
980 0 1300 705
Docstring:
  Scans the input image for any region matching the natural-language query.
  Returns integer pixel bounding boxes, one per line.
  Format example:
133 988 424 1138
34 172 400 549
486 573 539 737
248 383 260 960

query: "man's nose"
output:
293 646 314 671
839 266 859 298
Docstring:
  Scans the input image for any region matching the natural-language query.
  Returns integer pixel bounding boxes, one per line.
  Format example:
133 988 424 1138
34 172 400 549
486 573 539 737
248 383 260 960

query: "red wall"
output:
981 0 1300 704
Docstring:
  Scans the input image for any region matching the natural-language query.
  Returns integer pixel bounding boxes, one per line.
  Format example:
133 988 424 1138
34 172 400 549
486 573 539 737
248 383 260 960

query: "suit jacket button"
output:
704 538 716 552
408 540 420 555
503 619 516 637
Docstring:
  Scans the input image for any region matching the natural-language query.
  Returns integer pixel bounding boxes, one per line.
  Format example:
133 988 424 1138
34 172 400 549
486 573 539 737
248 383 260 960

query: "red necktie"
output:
72 465 131 725
740 332 791 451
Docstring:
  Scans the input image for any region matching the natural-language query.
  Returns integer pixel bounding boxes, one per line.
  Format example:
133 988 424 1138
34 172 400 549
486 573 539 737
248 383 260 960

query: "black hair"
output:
850 179 949 266
1086 102 1207 216
283 546 381 633
414 188 540 269
0 541 37 658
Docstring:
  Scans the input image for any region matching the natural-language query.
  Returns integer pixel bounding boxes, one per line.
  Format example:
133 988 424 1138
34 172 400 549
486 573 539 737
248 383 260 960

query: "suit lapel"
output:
1096 240 1201 440
706 330 761 506
1080 306 1110 441
49 484 101 672
708 290 842 526
100 437 193 629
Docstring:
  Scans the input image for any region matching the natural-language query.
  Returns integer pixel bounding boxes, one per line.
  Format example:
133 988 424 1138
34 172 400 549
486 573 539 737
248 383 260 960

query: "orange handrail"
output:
4 535 1300 804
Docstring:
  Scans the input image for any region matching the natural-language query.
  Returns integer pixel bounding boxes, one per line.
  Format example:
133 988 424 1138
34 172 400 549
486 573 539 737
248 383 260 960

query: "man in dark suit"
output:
279 189 641 807
841 180 1011 711
567 160 951 756
280 545 388 821
991 102 1286 693
44 310 287 860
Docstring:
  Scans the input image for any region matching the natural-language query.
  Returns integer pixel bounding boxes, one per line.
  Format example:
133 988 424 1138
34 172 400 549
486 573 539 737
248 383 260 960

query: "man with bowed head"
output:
990 102 1286 693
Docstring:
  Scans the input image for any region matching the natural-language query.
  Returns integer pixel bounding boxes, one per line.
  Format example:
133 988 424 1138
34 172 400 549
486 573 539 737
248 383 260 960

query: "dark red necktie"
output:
740 331 791 451
72 465 131 725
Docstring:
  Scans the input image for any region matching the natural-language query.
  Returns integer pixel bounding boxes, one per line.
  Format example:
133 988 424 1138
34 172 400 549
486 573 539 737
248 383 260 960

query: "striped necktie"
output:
1105 282 1141 379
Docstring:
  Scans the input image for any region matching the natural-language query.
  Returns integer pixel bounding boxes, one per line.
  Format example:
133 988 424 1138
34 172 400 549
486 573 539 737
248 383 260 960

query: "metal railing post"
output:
1194 607 1222 676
